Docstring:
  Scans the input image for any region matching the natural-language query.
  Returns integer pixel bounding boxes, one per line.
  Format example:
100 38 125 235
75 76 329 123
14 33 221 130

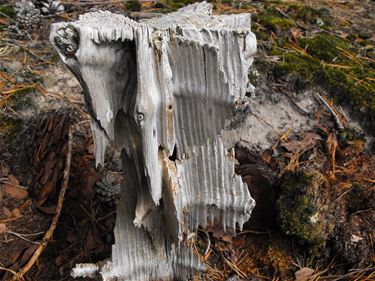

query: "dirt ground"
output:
0 1 374 280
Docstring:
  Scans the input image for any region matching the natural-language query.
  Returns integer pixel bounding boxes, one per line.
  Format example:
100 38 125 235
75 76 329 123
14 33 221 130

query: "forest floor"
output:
0 0 374 280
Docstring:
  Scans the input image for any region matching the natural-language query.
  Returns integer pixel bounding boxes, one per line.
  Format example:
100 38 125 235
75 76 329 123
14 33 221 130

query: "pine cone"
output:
15 0 41 30
32 110 72 206
95 173 121 206
40 0 64 15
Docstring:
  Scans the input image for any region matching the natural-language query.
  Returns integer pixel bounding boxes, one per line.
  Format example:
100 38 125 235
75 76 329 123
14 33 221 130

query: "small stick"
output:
6 231 41 245
315 92 345 131
0 216 23 223
0 266 17 277
10 126 73 281
0 180 28 190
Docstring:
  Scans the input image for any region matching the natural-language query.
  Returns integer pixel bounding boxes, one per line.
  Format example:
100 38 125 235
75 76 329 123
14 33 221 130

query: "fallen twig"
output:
0 266 17 278
0 216 23 223
0 180 28 190
315 92 345 131
6 231 41 245
329 267 375 281
10 126 73 281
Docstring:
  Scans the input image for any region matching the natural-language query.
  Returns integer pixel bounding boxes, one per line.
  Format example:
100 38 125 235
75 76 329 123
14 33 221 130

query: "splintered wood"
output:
50 2 257 280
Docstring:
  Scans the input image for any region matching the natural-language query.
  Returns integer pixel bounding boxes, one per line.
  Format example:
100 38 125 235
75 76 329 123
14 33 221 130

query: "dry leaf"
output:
0 18 9 25
326 132 338 172
67 231 78 243
37 181 54 206
87 143 95 154
0 223 7 234
11 208 22 218
295 267 314 281
8 174 20 186
36 205 57 215
336 31 349 39
291 28 302 41
261 149 273 165
19 244 39 265
1 184 28 200
281 132 321 154
2 207 12 218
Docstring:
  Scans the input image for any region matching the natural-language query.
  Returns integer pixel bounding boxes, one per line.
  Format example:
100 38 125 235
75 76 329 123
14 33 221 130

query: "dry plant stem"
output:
10 127 73 281
0 267 17 278
6 231 41 245
315 92 345 130
0 216 23 223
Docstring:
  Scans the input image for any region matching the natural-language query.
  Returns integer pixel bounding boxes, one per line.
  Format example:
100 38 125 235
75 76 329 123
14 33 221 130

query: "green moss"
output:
123 0 142 12
6 88 37 111
0 115 19 133
277 171 329 248
0 5 15 18
286 3 332 26
253 2 332 43
274 52 320 80
299 33 349 61
273 32 375 131
0 115 22 145
340 127 365 143
163 0 201 11
254 8 295 32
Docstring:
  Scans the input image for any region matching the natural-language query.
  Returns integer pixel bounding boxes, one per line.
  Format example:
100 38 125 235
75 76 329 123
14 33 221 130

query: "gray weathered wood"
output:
51 2 257 280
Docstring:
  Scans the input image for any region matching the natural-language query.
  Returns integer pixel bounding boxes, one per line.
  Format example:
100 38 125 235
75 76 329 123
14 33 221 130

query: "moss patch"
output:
286 3 331 26
252 0 374 133
0 115 23 146
276 171 333 254
254 8 296 32
0 5 15 18
273 32 375 132
123 1 142 12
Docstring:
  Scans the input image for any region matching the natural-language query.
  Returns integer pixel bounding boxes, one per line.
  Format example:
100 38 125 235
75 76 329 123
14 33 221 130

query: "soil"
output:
0 0 374 280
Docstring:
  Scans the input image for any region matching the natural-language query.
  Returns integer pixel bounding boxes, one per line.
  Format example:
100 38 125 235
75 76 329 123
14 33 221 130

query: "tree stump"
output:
50 2 257 280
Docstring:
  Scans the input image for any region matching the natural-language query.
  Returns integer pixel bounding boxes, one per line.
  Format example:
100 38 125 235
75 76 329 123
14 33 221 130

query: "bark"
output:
50 2 257 280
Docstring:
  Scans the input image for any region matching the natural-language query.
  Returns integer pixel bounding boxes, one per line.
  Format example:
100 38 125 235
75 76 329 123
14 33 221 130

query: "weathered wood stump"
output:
50 2 257 280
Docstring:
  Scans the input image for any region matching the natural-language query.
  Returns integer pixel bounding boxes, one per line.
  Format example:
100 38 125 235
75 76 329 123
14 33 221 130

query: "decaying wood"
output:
50 2 257 280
